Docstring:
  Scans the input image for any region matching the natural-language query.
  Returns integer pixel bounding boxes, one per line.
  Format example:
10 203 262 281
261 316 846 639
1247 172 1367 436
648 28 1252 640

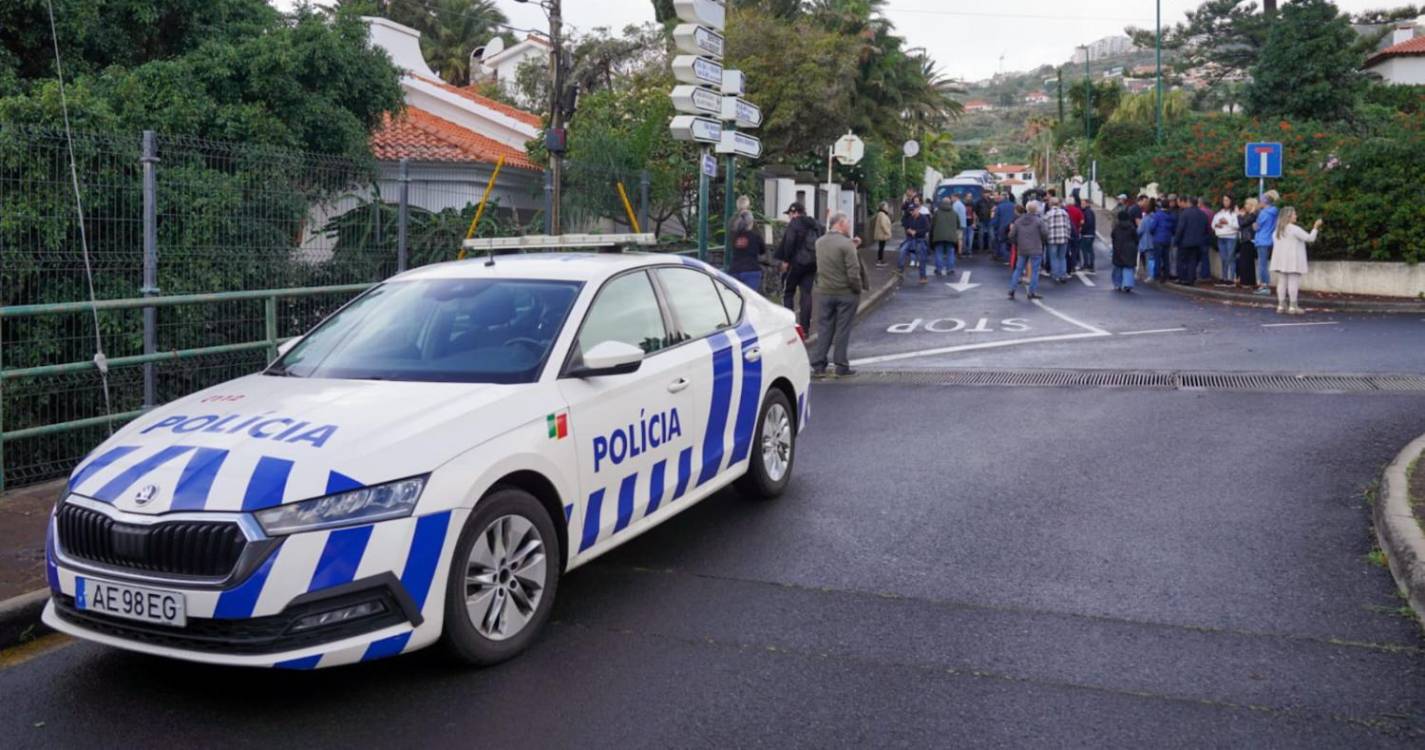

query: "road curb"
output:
1158 279 1425 314
0 588 51 651
802 268 898 349
1374 433 1425 624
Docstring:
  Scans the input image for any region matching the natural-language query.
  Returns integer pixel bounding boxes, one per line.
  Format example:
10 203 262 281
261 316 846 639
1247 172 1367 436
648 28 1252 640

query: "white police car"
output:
42 253 810 668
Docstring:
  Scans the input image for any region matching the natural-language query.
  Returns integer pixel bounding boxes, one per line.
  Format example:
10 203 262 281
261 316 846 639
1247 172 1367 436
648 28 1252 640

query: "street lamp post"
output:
1081 45 1092 141
1155 0 1163 145
517 0 564 234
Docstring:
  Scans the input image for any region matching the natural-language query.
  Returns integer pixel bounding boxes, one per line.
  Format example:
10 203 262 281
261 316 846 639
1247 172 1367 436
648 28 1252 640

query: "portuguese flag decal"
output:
547 411 569 440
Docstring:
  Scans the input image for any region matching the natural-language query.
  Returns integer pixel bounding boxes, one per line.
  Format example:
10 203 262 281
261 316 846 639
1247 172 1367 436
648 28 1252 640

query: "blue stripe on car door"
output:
579 489 605 552
674 447 692 500
614 472 638 532
697 331 735 486
730 325 762 464
646 459 667 515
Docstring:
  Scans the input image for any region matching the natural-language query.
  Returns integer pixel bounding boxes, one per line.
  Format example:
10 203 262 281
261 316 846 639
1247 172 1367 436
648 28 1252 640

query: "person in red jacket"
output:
1064 199 1084 274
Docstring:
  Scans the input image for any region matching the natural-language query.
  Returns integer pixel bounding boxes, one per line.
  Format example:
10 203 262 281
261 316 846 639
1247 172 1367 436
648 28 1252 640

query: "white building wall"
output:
1373 57 1425 85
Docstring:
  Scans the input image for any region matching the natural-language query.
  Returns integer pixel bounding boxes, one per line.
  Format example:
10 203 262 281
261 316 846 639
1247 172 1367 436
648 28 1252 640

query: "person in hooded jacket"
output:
729 210 767 293
774 202 822 333
1149 200 1176 282
871 201 894 267
1111 208 1138 293
1079 198 1098 273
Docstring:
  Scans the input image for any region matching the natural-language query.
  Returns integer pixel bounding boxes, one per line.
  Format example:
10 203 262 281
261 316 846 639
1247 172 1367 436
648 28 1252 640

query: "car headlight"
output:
254 476 427 536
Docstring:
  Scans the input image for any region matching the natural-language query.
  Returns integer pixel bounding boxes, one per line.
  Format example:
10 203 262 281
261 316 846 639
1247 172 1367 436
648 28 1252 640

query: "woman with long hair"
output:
729 210 767 293
1235 197 1259 288
1269 206 1322 315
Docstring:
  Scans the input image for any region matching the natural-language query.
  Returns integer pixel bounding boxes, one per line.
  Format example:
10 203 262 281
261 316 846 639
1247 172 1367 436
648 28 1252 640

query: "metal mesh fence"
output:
0 125 665 489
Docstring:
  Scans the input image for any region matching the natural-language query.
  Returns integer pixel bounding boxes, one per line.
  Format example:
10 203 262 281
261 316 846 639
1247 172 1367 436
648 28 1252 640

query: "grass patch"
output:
1366 548 1388 568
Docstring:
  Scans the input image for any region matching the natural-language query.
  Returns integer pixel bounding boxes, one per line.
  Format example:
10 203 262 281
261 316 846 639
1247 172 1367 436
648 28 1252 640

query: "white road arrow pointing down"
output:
945 271 980 293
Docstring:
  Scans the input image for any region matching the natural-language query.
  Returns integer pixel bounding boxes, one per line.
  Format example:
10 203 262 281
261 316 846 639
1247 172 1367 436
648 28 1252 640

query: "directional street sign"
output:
670 115 723 144
1245 142 1283 179
673 0 725 30
701 152 718 178
673 24 724 58
833 132 865 165
671 85 722 116
672 55 724 87
721 96 762 129
721 69 745 96
716 131 762 158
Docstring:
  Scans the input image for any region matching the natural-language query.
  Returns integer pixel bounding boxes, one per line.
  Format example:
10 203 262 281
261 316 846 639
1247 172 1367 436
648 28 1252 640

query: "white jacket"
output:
1212 209 1239 239
1269 224 1317 275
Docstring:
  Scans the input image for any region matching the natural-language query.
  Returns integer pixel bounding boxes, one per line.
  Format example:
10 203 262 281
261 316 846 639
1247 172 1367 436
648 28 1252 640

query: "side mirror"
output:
570 340 644 378
276 338 300 358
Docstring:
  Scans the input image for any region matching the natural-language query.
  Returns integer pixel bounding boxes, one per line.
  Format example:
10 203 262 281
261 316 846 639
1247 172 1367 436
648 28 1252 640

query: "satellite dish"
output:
482 36 506 60
903 140 920 158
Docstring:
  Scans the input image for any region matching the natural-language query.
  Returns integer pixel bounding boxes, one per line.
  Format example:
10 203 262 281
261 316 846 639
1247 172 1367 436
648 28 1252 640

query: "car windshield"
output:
271 278 583 384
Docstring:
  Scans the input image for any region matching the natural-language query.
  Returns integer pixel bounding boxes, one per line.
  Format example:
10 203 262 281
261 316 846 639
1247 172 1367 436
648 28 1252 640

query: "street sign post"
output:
1245 141 1283 200
721 97 762 128
673 0 725 28
701 152 718 179
672 24 724 58
716 131 762 159
669 116 722 144
671 85 721 116
834 132 865 165
672 55 724 87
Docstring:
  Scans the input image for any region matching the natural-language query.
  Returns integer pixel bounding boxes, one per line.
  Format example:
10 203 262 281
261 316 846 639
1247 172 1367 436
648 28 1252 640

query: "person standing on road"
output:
1150 198 1176 283
993 191 1016 262
729 210 767 294
1079 198 1098 274
1253 190 1280 296
974 192 994 252
1137 197 1157 281
871 201 893 268
930 196 961 279
1212 195 1239 286
774 202 821 333
1269 207 1321 315
1194 197 1215 281
955 194 971 257
1172 195 1211 286
1111 208 1138 294
900 187 919 231
1064 197 1085 275
1235 198 1259 288
1043 197 1072 283
898 197 931 284
809 212 863 378
1008 201 1048 300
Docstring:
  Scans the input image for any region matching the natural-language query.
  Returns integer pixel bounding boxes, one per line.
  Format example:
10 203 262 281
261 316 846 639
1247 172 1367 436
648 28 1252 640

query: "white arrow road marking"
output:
1074 271 1095 287
944 271 980 293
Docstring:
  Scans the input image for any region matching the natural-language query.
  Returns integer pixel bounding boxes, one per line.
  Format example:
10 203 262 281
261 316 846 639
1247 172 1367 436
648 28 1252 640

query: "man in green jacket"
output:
930 196 962 278
810 212 863 379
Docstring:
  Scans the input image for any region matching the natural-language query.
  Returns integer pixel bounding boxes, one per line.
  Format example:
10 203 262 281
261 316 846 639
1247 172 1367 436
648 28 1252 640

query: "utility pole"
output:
548 0 564 234
1082 46 1092 141
1057 66 1065 124
1155 0 1163 145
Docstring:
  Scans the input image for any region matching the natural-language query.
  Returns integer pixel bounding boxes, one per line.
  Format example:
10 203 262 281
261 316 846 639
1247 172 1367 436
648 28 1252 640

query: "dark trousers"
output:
782 266 814 332
1178 245 1202 285
1080 235 1096 270
877 240 886 263
810 293 858 371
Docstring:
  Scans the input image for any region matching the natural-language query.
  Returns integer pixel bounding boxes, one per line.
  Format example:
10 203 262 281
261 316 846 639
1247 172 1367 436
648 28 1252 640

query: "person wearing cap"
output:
774 201 823 333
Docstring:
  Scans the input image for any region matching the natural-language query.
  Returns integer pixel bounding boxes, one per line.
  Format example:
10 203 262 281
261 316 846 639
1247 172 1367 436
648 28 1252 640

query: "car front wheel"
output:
736 388 795 499
441 487 560 666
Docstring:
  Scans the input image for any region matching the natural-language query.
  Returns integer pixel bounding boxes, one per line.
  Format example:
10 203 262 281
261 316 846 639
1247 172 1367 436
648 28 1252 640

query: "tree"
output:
335 0 509 85
1244 0 1362 122
1126 1 1270 87
1067 79 1122 139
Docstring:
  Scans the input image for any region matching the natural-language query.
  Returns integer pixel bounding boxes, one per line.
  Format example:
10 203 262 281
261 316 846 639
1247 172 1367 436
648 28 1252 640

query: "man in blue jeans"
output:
992 191 1016 261
1043 197 1071 283
1008 201 1048 300
1253 190 1280 295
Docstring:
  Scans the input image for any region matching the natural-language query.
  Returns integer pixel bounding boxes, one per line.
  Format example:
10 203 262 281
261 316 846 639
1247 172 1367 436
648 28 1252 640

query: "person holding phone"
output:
1269 207 1322 315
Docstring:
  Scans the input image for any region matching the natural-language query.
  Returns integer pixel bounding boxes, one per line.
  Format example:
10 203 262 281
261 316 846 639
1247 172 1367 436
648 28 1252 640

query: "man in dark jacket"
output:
1079 200 1098 273
1171 196 1211 286
973 193 994 251
992 192 1016 262
775 202 822 332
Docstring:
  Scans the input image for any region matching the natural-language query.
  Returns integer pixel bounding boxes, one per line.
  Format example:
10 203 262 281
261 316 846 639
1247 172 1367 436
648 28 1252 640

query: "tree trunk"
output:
1263 0 1277 15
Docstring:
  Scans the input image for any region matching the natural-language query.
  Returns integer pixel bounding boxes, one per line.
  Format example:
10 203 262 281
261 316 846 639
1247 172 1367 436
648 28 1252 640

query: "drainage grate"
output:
837 369 1425 394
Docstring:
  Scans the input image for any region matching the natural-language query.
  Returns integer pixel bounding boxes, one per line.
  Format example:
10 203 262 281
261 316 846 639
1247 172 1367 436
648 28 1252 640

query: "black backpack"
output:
794 223 819 267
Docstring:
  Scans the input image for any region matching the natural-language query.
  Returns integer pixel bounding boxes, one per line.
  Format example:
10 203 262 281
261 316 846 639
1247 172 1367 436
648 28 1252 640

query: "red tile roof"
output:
370 107 541 170
409 75 543 127
1366 34 1425 67
987 163 1032 173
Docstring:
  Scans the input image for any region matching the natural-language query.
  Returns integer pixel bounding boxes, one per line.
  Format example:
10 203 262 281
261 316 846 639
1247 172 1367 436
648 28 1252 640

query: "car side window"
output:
656 267 731 341
713 277 744 323
576 271 668 359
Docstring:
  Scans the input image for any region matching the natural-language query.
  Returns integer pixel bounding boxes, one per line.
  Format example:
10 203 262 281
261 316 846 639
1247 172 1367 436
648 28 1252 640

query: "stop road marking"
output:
888 318 1031 334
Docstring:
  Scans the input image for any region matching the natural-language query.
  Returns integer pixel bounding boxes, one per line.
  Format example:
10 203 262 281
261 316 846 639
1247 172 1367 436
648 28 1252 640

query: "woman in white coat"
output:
1269 207 1322 315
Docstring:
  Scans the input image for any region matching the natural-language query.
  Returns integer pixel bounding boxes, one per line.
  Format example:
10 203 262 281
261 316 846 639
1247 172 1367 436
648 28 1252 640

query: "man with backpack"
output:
775 202 822 333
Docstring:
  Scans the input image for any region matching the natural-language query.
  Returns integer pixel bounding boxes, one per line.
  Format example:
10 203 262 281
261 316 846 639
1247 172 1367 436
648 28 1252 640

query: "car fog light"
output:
291 600 387 632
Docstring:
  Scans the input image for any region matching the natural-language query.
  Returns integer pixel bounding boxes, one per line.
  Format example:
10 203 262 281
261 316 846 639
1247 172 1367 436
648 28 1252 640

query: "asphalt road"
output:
2 262 1425 747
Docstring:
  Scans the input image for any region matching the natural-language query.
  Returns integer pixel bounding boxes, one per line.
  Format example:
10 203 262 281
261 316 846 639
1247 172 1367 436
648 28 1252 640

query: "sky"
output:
282 1 1415 81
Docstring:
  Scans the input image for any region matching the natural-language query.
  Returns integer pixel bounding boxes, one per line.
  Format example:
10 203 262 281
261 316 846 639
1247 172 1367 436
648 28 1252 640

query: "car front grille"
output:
56 502 248 578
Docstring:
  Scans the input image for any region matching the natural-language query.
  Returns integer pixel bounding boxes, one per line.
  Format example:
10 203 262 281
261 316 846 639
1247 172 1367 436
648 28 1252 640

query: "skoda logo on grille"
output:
133 484 159 507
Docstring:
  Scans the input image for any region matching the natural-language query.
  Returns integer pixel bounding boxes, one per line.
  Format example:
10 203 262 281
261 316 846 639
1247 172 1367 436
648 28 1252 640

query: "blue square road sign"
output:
1245 142 1282 179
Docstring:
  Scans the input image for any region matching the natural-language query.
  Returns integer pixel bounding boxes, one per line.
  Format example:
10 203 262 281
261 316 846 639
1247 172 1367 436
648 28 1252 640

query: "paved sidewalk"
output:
0 480 59 602
1157 276 1425 314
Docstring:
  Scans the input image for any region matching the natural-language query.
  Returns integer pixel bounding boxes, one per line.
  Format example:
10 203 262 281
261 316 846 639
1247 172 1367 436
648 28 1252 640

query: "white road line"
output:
1260 321 1340 328
1031 298 1112 335
849 331 1108 366
1074 271 1095 287
1118 327 1188 336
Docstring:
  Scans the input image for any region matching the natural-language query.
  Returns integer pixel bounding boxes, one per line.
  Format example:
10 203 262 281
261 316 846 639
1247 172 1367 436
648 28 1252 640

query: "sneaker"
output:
1254 286 1272 296
1123 287 1134 294
875 261 887 268
1027 292 1043 300
1288 306 1304 315
1276 304 1286 314
1008 290 1016 300
918 277 928 285
835 367 857 377
811 368 829 380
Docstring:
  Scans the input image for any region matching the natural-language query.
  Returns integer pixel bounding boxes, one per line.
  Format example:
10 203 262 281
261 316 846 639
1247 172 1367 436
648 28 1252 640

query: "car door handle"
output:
744 346 762 363
667 377 691 393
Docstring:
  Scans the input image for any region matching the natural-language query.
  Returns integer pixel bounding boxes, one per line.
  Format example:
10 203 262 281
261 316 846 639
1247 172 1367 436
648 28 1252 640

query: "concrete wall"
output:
1374 57 1425 86
1205 254 1425 298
